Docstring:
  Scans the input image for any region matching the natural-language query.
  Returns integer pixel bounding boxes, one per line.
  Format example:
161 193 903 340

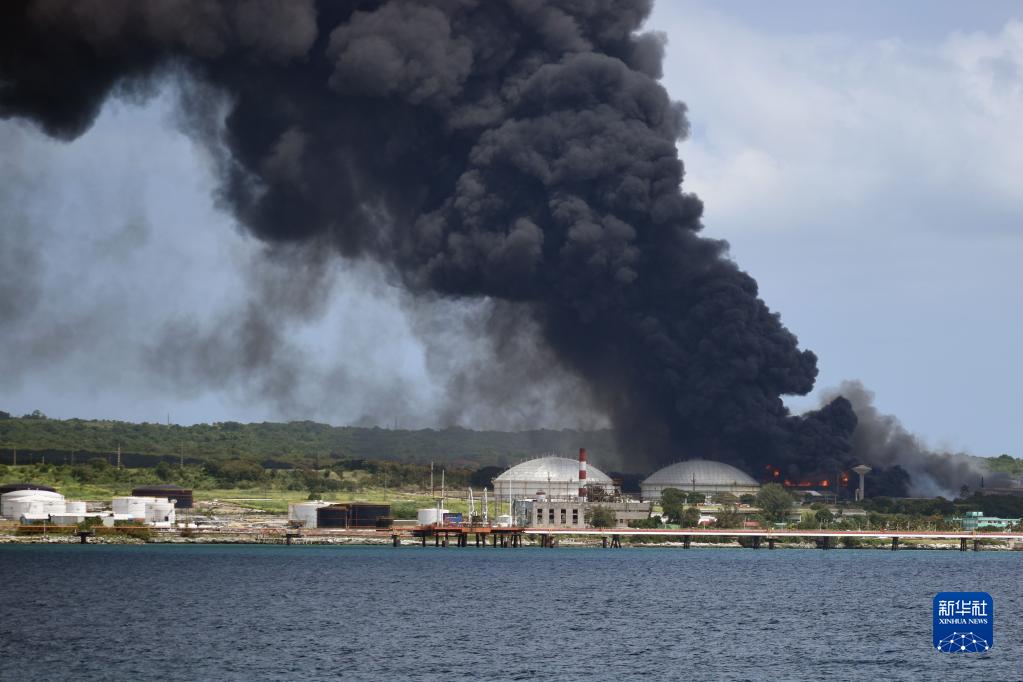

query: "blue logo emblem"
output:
933 592 993 653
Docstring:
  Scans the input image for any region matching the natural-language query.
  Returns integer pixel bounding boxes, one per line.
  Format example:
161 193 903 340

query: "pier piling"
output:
891 537 899 551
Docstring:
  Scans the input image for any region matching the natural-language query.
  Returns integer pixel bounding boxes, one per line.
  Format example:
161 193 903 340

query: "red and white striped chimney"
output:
578 447 588 499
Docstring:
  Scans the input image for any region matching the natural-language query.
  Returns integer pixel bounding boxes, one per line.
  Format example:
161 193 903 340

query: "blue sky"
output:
1 2 1020 457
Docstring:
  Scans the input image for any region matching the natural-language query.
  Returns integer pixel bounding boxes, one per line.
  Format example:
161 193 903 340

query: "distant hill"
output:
0 413 623 470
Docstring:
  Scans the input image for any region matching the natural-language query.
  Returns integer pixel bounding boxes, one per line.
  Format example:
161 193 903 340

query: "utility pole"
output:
116 445 122 469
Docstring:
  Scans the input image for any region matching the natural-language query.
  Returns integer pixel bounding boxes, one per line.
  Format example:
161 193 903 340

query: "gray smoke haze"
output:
822 381 995 497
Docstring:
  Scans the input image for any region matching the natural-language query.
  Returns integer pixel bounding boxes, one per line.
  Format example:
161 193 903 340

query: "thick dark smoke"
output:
822 381 995 497
2 0 858 475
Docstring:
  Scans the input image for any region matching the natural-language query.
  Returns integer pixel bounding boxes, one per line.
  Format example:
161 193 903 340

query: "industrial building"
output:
288 501 392 529
641 460 760 501
514 498 651 529
958 511 1021 531
493 454 613 500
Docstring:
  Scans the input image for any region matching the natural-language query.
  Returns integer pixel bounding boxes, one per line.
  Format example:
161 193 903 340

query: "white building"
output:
493 456 613 500
641 460 760 501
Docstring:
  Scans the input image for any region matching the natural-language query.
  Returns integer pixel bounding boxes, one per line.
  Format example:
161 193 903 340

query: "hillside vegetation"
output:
0 412 619 469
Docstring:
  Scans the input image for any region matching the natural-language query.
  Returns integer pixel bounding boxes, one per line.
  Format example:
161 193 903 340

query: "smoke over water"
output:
2 0 955 485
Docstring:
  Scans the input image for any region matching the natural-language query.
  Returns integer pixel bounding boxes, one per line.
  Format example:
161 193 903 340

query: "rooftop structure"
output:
641 460 759 501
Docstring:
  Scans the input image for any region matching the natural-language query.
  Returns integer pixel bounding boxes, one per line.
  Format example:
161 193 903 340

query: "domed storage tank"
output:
493 456 613 500
640 460 760 501
1 490 66 518
0 483 57 496
144 500 176 525
112 496 160 519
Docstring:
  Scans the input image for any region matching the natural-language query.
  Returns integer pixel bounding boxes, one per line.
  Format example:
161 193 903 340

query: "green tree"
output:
714 505 741 529
756 483 794 524
716 493 738 506
739 494 756 505
587 506 616 528
660 488 686 523
688 492 706 504
391 502 418 519
154 461 173 481
814 508 834 525
681 507 701 528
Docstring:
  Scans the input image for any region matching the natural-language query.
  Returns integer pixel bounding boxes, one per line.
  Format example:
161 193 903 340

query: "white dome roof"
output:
0 489 64 501
642 460 757 487
494 456 612 484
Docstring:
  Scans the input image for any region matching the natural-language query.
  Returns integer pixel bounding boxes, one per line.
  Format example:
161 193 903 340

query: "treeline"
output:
0 457 476 494
0 412 618 469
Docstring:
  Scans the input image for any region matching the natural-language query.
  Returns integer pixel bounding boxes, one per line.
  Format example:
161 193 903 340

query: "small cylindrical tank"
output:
417 508 450 525
144 500 176 525
112 496 158 519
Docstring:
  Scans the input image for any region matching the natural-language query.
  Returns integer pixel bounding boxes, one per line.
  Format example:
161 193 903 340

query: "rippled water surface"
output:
1 544 1020 680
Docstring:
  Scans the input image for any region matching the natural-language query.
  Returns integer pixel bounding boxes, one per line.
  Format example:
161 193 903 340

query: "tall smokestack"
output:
578 447 588 499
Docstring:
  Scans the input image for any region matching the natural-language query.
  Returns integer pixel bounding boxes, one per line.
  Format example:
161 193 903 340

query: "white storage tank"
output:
288 501 329 529
417 508 450 525
144 500 176 525
1 490 66 519
112 496 160 519
66 500 87 515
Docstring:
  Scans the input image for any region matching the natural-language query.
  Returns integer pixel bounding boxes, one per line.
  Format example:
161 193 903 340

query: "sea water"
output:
1 544 1019 680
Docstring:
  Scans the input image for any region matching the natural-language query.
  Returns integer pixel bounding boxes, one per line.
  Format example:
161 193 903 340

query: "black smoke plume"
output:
2 0 858 476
